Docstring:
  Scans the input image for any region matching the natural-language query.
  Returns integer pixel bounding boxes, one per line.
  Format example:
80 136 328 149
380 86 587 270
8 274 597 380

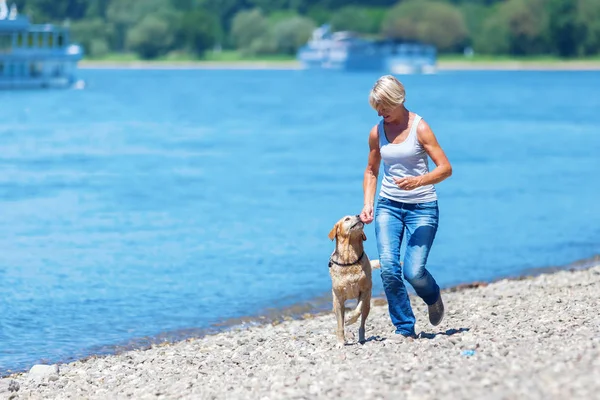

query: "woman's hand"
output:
360 204 374 224
394 176 423 191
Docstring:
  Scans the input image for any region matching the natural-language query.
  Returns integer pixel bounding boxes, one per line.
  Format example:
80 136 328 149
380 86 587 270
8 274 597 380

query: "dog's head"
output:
328 215 366 242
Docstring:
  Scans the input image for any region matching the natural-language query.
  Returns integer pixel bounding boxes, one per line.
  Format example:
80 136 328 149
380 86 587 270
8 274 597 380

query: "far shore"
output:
79 59 600 71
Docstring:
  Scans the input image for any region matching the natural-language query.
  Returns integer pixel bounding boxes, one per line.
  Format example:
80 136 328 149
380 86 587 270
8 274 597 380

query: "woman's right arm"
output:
360 125 381 224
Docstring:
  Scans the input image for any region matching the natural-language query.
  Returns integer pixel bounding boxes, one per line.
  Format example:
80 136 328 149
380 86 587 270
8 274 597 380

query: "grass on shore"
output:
81 51 600 66
82 50 296 64
437 54 600 63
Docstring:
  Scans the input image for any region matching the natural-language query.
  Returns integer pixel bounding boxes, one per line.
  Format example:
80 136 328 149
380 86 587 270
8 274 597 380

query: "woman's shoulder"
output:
410 111 423 121
415 116 432 133
372 119 387 139
370 122 381 137
407 112 426 130
368 123 381 147
414 116 439 145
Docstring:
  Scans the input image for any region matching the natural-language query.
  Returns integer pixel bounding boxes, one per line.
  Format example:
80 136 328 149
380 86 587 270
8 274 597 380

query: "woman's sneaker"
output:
428 295 445 326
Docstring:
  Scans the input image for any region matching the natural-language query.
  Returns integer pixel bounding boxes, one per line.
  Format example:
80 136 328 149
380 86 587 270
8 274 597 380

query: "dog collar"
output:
329 252 365 268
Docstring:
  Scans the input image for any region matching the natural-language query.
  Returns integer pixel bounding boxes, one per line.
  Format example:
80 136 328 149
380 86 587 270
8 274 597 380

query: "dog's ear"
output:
328 223 338 241
362 232 367 241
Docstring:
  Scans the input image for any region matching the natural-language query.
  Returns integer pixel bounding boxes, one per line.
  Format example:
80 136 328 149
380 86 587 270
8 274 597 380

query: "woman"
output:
360 75 452 338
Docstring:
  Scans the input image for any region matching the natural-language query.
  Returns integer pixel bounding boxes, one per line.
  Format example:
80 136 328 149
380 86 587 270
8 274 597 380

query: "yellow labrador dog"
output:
328 215 380 346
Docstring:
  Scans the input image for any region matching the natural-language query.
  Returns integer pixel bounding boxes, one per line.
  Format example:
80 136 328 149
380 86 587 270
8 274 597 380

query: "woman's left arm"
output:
395 119 452 190
417 119 452 185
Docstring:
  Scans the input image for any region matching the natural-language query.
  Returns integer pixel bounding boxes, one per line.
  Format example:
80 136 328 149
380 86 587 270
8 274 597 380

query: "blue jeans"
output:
375 196 441 336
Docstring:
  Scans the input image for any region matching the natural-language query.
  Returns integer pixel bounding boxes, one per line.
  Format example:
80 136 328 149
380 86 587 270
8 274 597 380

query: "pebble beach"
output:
2 263 599 400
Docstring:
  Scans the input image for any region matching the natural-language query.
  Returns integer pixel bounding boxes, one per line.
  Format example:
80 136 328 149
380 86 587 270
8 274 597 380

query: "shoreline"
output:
1 255 598 377
438 60 600 71
79 60 302 70
3 258 598 398
78 59 600 71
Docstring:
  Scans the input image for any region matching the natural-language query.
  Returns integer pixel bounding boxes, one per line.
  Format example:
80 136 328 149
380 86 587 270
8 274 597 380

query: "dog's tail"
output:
370 259 381 269
345 297 363 326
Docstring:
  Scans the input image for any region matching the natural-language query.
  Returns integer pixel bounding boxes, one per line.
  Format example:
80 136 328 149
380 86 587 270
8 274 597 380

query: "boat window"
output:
27 33 33 47
57 33 64 47
48 34 54 47
38 33 44 48
0 62 4 75
16 33 23 47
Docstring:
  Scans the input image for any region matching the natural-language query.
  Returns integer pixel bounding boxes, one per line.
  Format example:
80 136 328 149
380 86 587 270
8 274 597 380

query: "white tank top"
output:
378 115 437 204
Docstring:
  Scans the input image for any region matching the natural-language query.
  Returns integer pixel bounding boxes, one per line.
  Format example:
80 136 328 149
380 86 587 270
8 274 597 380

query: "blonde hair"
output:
369 75 406 112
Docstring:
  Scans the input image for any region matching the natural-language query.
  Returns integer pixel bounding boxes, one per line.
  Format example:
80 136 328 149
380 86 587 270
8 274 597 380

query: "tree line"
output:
10 0 600 59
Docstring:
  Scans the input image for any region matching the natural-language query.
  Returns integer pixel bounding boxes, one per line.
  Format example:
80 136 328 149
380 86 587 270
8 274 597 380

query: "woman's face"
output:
377 104 403 123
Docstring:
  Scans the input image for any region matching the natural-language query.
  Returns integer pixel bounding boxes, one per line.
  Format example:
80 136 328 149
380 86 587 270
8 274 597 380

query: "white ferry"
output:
0 0 84 89
297 25 437 74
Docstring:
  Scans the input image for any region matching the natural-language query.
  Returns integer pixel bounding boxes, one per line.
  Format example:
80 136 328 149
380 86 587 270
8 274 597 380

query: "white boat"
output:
0 0 84 89
297 24 437 74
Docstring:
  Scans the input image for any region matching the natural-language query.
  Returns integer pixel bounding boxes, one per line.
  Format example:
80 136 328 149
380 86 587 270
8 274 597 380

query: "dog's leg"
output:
332 291 346 347
358 292 371 344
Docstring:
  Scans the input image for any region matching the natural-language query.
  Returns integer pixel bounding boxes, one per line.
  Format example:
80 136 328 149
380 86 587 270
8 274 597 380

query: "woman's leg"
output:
375 197 416 336
403 201 441 306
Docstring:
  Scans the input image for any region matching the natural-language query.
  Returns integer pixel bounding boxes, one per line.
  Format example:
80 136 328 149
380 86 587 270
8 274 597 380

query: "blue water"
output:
0 69 598 374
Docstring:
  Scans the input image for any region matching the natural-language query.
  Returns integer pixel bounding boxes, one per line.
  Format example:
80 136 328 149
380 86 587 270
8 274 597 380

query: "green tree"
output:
503 0 549 55
126 14 175 59
197 0 245 35
13 0 597 59
459 2 494 47
382 1 468 52
14 0 88 22
85 0 109 19
272 15 315 54
576 0 600 56
306 4 332 25
311 0 396 8
474 11 510 54
248 0 291 12
106 0 174 52
474 0 550 55
69 17 113 57
330 6 384 34
177 9 222 56
247 34 278 55
547 0 581 57
267 10 301 25
230 9 269 50
169 0 198 11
